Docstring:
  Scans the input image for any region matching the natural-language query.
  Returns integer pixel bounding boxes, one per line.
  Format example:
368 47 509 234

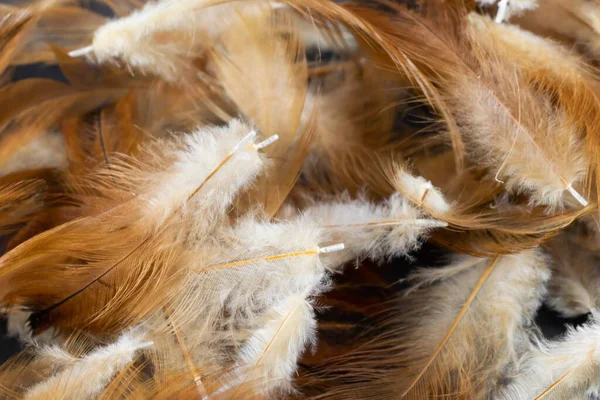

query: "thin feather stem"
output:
533 371 571 400
198 243 345 272
401 255 501 397
324 219 448 229
186 130 258 201
166 309 208 399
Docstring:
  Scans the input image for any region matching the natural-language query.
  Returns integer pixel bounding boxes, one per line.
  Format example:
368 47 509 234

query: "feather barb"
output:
198 244 345 272
402 255 500 397
533 371 571 400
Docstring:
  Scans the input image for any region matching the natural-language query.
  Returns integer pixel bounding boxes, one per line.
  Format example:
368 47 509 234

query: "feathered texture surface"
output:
0 0 598 399
500 312 600 400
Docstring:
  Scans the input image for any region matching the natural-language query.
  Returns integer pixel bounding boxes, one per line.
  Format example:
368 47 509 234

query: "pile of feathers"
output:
1 0 600 398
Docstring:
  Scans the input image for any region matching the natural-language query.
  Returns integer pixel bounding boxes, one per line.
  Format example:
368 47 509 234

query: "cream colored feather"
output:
501 312 600 400
70 0 271 80
280 193 447 269
397 250 550 399
24 330 152 400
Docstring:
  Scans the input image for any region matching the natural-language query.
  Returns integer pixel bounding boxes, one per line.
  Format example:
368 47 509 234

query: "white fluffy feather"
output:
233 291 317 396
291 193 446 269
76 0 269 80
136 119 269 233
501 312 600 399
24 331 152 400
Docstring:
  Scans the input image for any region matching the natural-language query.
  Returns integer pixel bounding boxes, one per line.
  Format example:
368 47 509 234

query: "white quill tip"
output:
318 243 345 254
417 219 449 228
495 0 509 23
565 184 589 207
254 134 280 150
68 45 94 57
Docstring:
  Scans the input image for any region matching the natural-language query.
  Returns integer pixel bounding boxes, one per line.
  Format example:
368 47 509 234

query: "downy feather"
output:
281 193 446 269
469 12 600 210
74 0 271 81
501 312 600 400
398 250 549 399
545 228 600 318
454 19 588 209
0 119 272 333
230 291 318 397
23 330 152 400
304 250 549 399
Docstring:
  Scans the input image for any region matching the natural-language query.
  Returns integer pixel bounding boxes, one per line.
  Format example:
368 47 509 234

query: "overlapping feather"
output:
1 0 600 399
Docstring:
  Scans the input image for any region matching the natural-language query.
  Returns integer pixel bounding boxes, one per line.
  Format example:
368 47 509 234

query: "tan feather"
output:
0 120 271 334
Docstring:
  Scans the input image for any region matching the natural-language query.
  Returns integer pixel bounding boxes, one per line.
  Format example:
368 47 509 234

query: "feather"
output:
3 0 600 398
400 255 501 399
23 330 152 400
384 162 587 256
279 0 468 168
61 92 142 176
166 214 332 335
0 78 125 167
0 120 273 333
469 12 600 210
388 167 452 216
280 192 446 269
0 132 66 176
302 249 549 399
212 5 311 217
399 250 549 399
72 0 271 81
230 291 318 397
501 312 600 400
545 227 600 318
113 213 338 397
513 0 600 61
12 6 108 66
0 0 73 75
0 8 36 75
0 179 47 235
296 65 397 199
456 17 588 209
311 2 590 209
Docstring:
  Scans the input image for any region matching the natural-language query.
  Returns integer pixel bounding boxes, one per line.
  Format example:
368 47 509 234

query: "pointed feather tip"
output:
253 134 280 150
565 184 588 207
318 243 345 254
68 45 94 58
495 0 510 23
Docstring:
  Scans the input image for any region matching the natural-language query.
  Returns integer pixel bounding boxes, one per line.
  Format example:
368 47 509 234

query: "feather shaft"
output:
401 255 500 397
